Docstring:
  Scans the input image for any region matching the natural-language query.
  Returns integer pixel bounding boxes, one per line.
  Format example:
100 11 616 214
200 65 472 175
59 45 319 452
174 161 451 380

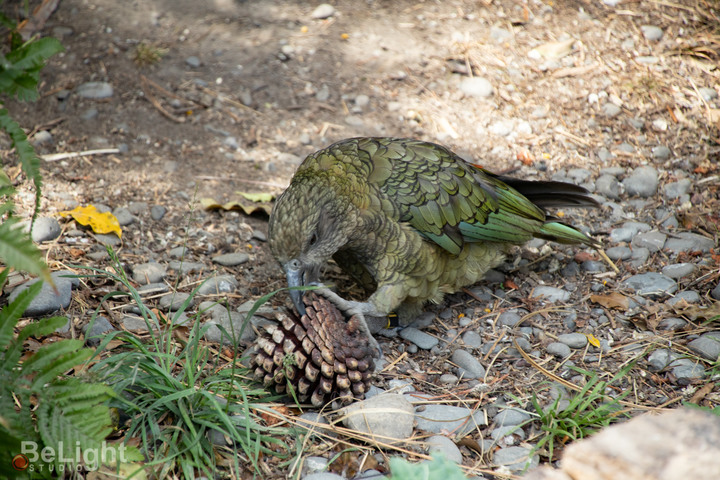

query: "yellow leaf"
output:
200 197 272 216
235 191 275 203
586 333 600 348
59 205 122 238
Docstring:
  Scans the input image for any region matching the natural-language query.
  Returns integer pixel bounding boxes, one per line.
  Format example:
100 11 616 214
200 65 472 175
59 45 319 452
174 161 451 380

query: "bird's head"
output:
268 181 351 313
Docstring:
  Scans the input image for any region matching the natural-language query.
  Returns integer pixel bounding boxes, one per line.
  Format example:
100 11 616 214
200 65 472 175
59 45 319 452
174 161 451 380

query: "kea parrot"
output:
268 137 600 355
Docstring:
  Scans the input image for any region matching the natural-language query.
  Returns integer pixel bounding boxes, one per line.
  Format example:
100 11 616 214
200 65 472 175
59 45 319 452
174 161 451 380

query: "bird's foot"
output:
313 286 385 360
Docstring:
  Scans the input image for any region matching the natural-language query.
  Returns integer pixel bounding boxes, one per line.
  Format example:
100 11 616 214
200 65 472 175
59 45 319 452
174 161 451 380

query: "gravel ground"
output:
3 0 720 478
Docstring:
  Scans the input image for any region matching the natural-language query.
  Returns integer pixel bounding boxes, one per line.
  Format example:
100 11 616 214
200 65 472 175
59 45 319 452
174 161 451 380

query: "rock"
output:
665 232 715 254
159 291 193 311
212 252 250 266
610 222 651 243
532 286 570 302
661 263 696 279
168 260 205 275
342 394 414 441
671 359 705 384
459 77 494 97
652 145 671 160
399 327 439 350
82 316 115 346
31 130 53 146
687 333 720 361
30 216 61 242
595 175 620 200
712 284 720 300
558 333 588 349
631 230 667 252
311 3 336 19
605 246 632 261
137 282 169 295
426 435 463 464
122 315 159 332
657 317 688 331
494 446 539 472
699 87 718 101
355 94 370 108
461 330 483 348
622 273 677 296
132 262 166 285
640 25 664 41
647 348 678 370
525 409 720 480
7 273 73 317
664 179 692 199
197 275 238 295
112 207 136 226
494 408 531 426
414 404 487 435
666 290 701 306
628 247 650 268
185 56 201 68
602 103 622 117
623 166 658 197
498 309 525 327
150 205 167 220
546 342 572 358
451 349 486 379
76 81 114 99
304 473 344 480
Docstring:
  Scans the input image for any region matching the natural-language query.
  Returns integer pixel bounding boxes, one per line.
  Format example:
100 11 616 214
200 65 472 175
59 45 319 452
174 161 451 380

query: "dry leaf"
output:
586 333 601 348
235 191 275 203
590 293 630 310
59 205 122 238
529 38 576 60
673 302 720 321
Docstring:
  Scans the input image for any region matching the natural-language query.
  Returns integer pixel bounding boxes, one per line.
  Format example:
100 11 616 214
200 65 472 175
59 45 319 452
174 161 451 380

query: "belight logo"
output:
12 454 29 471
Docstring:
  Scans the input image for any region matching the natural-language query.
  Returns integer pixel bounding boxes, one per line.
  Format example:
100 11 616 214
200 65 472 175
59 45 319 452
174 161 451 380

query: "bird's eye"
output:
309 232 318 247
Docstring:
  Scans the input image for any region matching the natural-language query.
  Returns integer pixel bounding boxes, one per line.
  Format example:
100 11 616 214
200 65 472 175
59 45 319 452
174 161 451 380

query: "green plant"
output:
0 18 63 280
528 365 633 461
389 453 467 480
87 250 291 479
0 273 121 478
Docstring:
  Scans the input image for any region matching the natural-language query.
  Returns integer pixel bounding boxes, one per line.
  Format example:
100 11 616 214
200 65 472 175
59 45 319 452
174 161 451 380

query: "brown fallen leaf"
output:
590 292 630 310
673 302 720 321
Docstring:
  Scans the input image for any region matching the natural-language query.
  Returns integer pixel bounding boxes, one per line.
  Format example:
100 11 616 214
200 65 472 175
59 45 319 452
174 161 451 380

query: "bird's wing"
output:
359 138 548 256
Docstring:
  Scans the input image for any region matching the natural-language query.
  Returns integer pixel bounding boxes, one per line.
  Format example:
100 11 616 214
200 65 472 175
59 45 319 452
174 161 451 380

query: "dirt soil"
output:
3 0 720 478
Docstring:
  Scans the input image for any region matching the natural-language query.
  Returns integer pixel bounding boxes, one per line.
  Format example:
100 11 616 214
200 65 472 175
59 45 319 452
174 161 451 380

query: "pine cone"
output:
251 292 375 406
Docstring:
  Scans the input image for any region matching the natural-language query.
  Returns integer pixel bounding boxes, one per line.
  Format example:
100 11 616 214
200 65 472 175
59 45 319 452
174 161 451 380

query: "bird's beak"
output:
285 266 306 315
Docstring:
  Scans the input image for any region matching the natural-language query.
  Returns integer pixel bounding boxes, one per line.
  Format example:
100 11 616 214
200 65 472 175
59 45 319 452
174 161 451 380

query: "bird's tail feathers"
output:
538 220 600 248
495 177 600 209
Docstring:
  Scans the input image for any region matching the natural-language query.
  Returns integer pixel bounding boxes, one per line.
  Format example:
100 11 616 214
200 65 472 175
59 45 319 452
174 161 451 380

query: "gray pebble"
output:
168 260 205 275
657 317 687 331
498 310 524 327
303 456 329 475
122 315 158 332
80 108 98 121
426 435 463 464
355 94 370 108
606 246 632 260
459 77 494 98
127 202 148 215
595 174 620 200
672 359 705 385
197 275 238 295
399 327 438 350
31 131 53 146
652 145 671 160
451 349 486 379
628 247 650 268
493 446 539 472
666 290 701 306
661 263 696 279
568 168 592 183
83 316 115 346
631 230 667 252
150 205 167 221
8 274 73 317
112 207 136 226
387 379 414 395
415 404 487 435
665 232 715 254
687 333 720 361
664 179 692 199
623 166 659 197
515 337 532 352
30 216 62 242
159 291 193 311
311 3 336 19
95 233 121 246
711 284 720 301
598 149 616 163
133 262 166 285
304 473 343 480
343 394 414 440
484 269 505 283
622 273 677 296
699 87 718 101
494 408 531 426
212 252 250 267
602 103 622 117
315 85 330 102
461 330 483 348
617 142 634 153
641 25 664 41
546 342 572 358
168 246 187 259
610 221 651 243
647 348 678 370
185 56 201 68
531 286 570 302
491 425 526 443
439 373 459 384
582 260 605 273
558 333 588 349
490 26 513 42
76 81 114 99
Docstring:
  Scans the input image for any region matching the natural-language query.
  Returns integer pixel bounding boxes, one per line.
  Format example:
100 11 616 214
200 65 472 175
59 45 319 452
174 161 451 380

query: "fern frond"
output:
0 218 50 282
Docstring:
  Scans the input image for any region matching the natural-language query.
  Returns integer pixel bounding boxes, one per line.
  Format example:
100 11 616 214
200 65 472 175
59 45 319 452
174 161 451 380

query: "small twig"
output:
140 76 186 123
42 148 120 162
